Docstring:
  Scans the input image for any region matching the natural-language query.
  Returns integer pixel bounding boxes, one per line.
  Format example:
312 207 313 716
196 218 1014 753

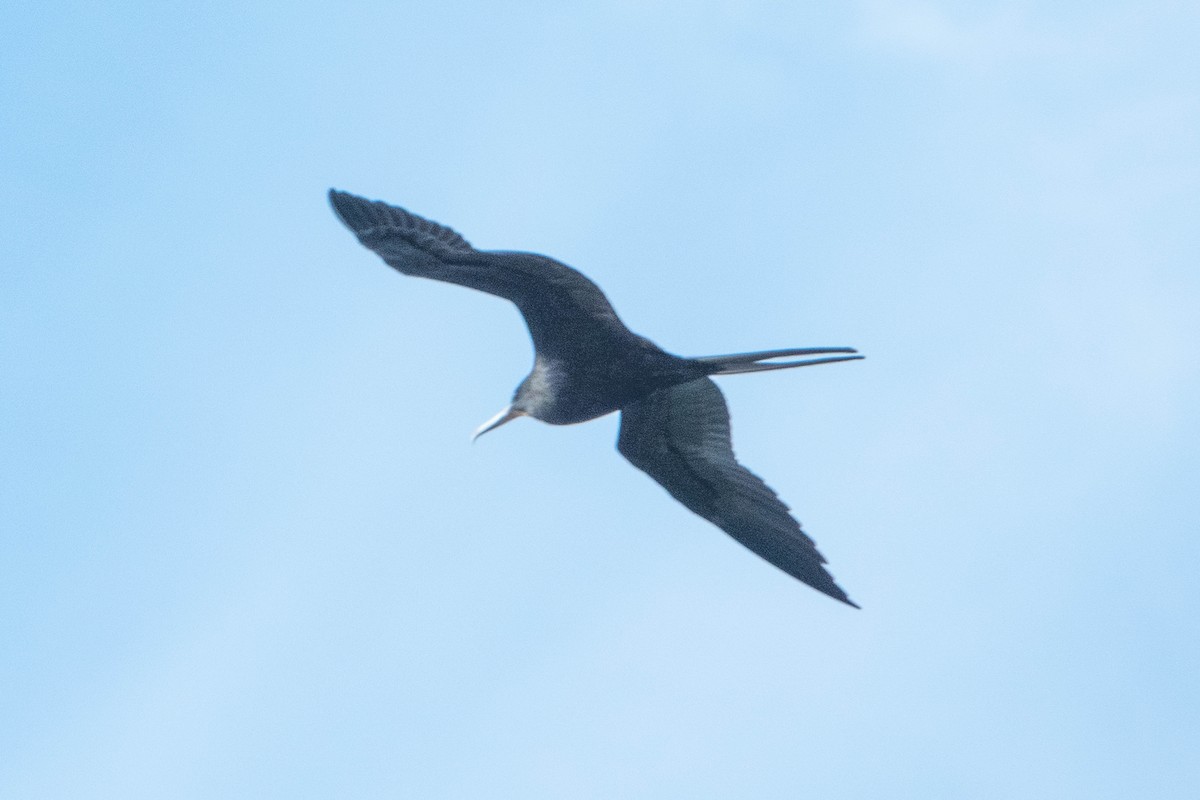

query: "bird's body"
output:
513 352 691 425
329 189 863 606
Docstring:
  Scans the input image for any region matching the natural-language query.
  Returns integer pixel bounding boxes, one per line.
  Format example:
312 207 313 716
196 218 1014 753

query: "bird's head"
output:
472 369 547 441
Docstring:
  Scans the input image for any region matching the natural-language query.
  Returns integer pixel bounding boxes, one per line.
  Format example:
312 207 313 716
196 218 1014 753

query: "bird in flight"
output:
329 189 863 606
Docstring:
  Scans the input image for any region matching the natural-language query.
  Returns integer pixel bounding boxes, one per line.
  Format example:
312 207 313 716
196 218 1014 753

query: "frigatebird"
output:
329 189 863 607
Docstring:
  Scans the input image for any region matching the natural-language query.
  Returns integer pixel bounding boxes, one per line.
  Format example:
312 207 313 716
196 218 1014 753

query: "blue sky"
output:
3 1 1198 797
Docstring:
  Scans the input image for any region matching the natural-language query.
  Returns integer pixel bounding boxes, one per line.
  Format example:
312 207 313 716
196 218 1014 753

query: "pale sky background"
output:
3 2 1198 798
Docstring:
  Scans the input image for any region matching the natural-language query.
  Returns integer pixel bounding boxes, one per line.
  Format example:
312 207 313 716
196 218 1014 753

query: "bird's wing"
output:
617 377 857 607
329 190 635 357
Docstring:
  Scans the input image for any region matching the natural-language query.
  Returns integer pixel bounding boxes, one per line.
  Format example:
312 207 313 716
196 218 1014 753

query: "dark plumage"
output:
329 189 863 606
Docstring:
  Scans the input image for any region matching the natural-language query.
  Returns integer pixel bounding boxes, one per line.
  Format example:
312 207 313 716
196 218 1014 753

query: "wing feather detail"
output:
618 378 857 607
329 189 634 357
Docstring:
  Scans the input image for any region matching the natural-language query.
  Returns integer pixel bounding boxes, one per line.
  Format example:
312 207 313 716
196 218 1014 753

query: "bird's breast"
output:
522 352 702 425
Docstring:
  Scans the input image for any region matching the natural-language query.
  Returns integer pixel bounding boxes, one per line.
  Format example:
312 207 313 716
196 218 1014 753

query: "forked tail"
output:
695 347 863 375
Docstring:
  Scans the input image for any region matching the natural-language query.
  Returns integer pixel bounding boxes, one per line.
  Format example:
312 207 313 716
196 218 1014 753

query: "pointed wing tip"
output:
328 187 366 213
818 580 860 609
327 188 359 227
326 189 477 256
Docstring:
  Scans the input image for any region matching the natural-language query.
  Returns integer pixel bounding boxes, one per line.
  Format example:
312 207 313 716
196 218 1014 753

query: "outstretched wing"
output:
328 189 636 358
618 378 857 607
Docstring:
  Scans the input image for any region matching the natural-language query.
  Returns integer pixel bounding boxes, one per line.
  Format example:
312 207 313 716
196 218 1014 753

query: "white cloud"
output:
857 0 1039 67
853 1 1161 71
